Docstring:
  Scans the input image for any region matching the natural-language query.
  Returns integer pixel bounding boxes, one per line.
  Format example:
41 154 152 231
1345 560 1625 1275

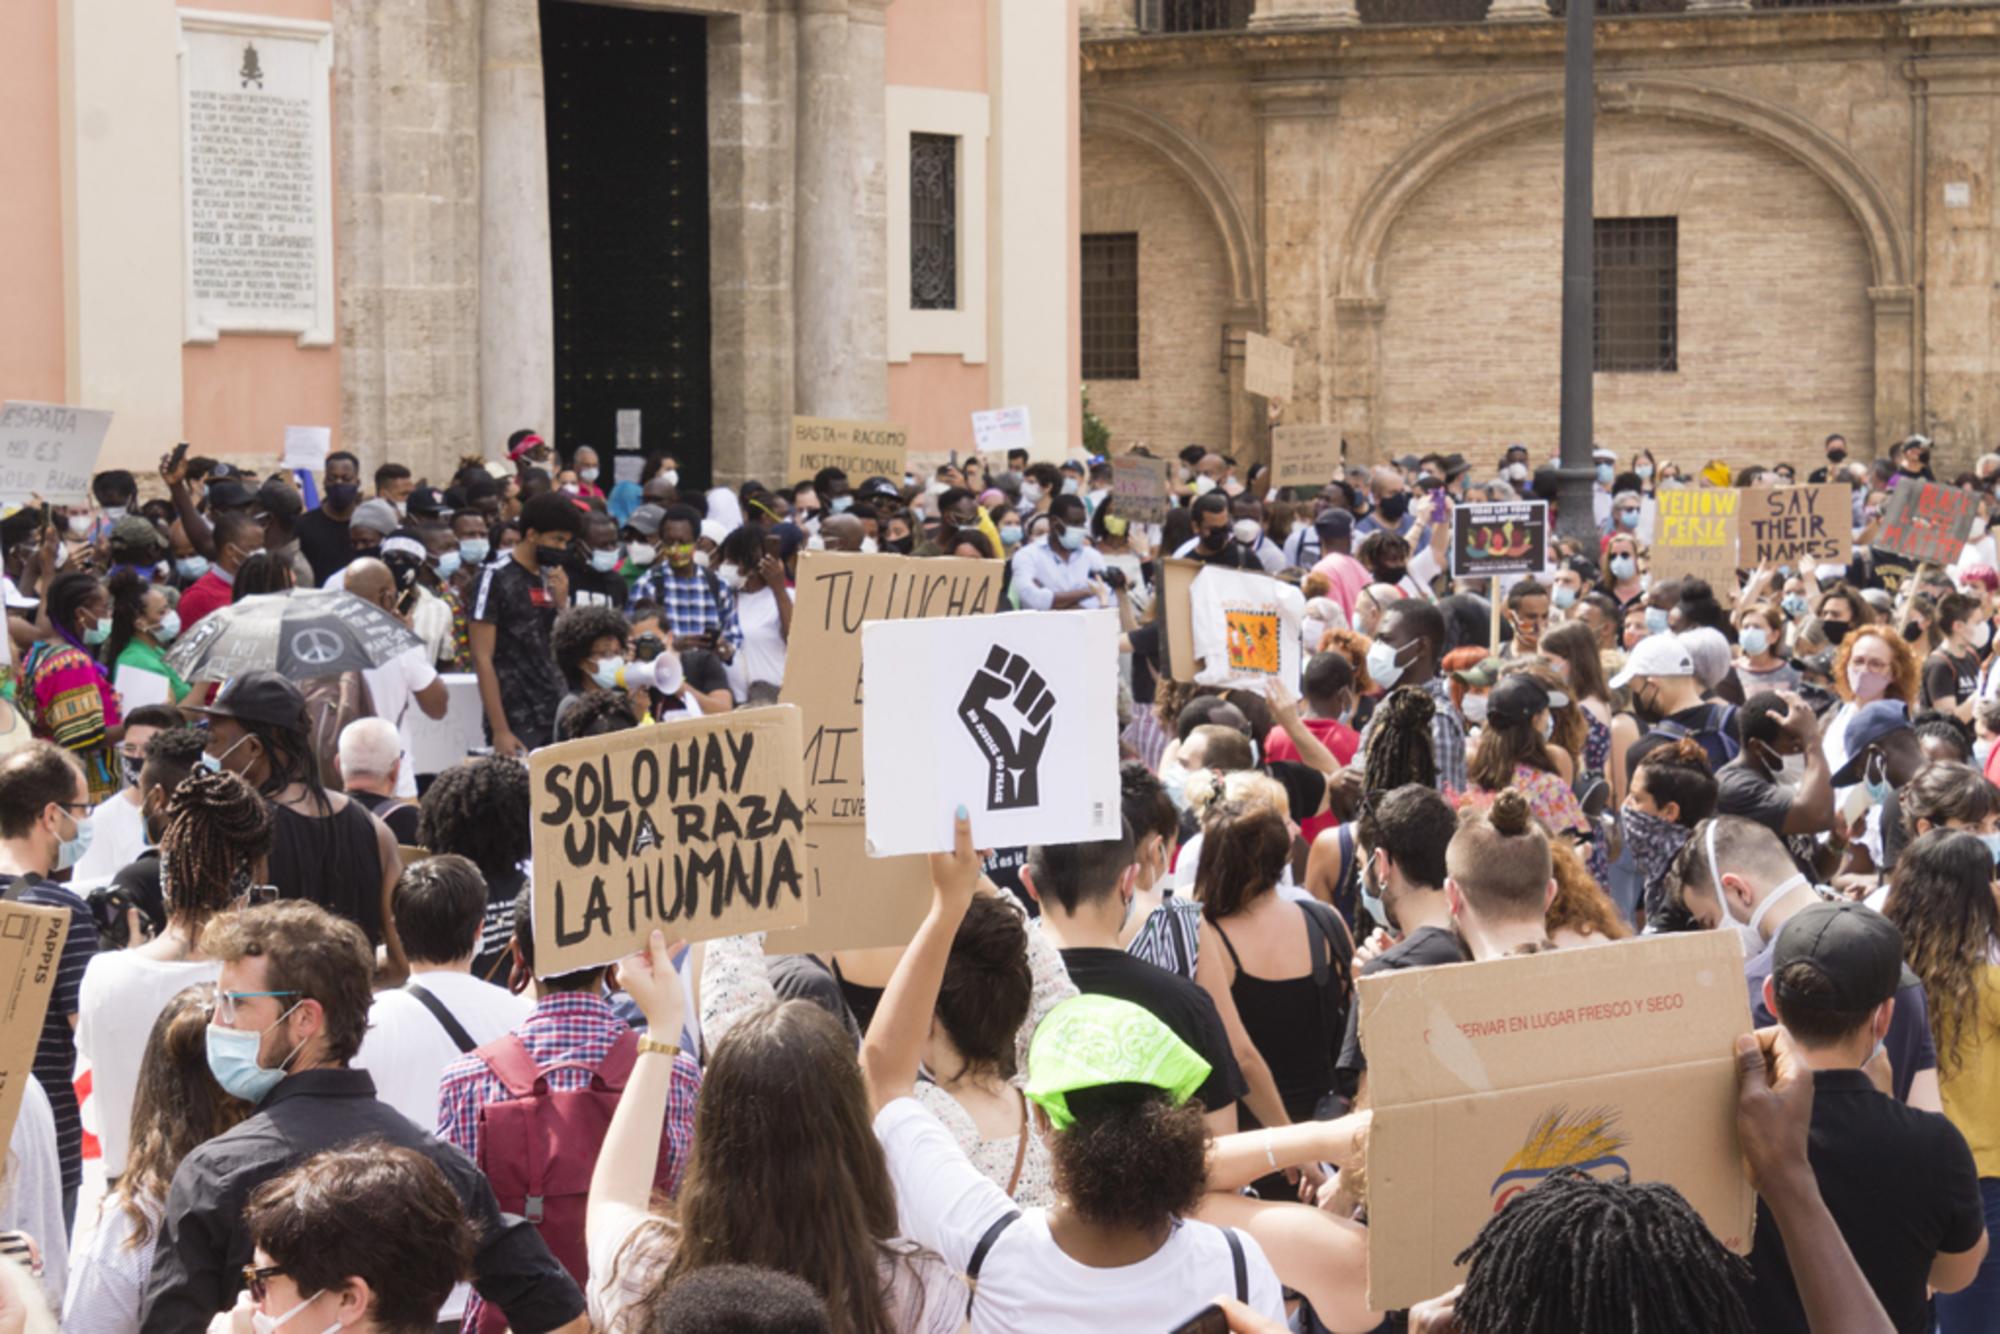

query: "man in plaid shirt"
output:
437 889 701 1332
630 505 742 660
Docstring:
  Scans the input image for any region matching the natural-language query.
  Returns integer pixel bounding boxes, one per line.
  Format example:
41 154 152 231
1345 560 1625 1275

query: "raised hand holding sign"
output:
958 646 1056 810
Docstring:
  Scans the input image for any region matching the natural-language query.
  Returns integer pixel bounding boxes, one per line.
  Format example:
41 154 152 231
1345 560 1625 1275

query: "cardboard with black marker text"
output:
787 416 908 486
0 902 69 1151
1358 931 1754 1312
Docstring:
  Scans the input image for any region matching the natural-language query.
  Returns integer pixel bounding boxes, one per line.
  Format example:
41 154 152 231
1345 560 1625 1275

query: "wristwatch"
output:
636 1033 680 1059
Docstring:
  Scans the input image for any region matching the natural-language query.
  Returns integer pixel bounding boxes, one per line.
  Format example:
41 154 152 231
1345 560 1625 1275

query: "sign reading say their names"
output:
1270 424 1342 489
1652 487 1741 584
778 552 1004 824
788 416 909 486
1110 455 1171 525
0 901 70 1150
1743 483 1849 567
1243 332 1295 401
0 402 113 506
530 706 810 974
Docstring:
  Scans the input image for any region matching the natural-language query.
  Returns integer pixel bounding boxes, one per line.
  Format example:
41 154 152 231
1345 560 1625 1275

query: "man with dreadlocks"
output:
76 767 272 1183
196 671 405 977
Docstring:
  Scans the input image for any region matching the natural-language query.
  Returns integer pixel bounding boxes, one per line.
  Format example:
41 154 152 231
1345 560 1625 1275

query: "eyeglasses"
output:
214 990 300 1024
53 802 90 817
242 1264 286 1303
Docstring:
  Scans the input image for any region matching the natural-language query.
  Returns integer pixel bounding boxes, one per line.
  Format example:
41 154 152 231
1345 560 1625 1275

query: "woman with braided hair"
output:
1360 684 1437 795
76 767 271 1182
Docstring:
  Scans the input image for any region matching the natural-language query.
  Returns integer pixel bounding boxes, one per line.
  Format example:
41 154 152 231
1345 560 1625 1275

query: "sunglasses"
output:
242 1263 286 1303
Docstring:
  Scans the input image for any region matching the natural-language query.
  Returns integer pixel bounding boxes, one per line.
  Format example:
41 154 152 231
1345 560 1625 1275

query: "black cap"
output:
205 479 255 512
856 476 900 502
193 670 308 733
406 485 449 518
255 480 302 521
1485 674 1551 729
1771 901 1919 1012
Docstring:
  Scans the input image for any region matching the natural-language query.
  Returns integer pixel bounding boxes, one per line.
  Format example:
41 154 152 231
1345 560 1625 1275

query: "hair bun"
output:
1488 789 1532 837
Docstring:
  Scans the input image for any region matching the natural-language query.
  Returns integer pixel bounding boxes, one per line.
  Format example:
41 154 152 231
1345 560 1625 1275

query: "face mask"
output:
66 514 93 538
858 537 879 554
1645 606 1670 634
1377 493 1411 523
830 495 854 514
1596 464 1615 486
1505 462 1529 483
1366 638 1413 689
559 484 580 497
1061 478 1080 496
660 468 680 488
1611 554 1638 581
1359 852 1394 934
1103 514 1129 538
1617 510 1641 531
591 656 626 689
1457 692 1489 726
120 751 145 790
623 542 657 568
1190 476 1215 497
79 615 111 647
999 524 1023 547
1982 831 2000 865
886 536 915 555
325 483 360 509
806 534 827 552
1740 626 1770 657
717 562 748 591
1781 594 1809 619
1056 527 1085 553
205 1001 305 1104
434 551 462 579
250 1290 339 1334
154 610 182 645
1233 519 1262 546
1862 752 1892 807
1635 464 1654 480
458 538 490 565
588 549 621 573
1826 447 1847 464
1198 526 1230 551
1902 622 1924 643
1552 584 1577 611
177 555 211 582
1848 664 1891 700
1823 619 1852 646
202 733 251 776
1623 805 1691 908
580 467 599 483
50 803 91 872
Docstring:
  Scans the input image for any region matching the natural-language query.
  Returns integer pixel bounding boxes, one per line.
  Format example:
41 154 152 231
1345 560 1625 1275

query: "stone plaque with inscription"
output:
180 15 334 345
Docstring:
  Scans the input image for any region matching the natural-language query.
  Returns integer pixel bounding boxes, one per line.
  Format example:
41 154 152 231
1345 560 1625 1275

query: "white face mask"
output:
661 468 680 488
1233 518 1262 546
251 1291 341 1334
717 561 748 591
859 537 879 554
1460 693 1489 725
806 534 827 552
1020 481 1044 505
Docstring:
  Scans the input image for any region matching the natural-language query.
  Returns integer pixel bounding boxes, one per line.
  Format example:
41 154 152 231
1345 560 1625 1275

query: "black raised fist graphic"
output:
959 646 1056 811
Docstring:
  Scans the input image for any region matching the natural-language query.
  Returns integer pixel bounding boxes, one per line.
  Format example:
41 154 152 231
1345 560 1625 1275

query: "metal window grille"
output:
909 133 957 311
1138 0 1253 33
1082 233 1140 381
1594 216 1677 373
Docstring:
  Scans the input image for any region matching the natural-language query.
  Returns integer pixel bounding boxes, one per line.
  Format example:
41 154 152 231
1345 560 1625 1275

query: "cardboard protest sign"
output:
0 402 113 505
765 822 933 955
788 417 908 486
1242 332 1294 400
1359 931 1754 1311
972 406 1034 458
1157 557 1202 684
1187 566 1305 691
1742 484 1848 568
1270 424 1342 489
0 902 70 1149
1110 455 1171 525
1876 479 1976 566
779 552 1004 824
529 706 809 974
282 425 331 472
1652 487 1741 584
861 610 1122 855
1450 501 1548 579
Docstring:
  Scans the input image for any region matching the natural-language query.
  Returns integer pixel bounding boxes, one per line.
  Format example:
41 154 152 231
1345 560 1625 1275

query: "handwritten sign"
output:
1270 424 1342 489
0 402 112 505
529 706 810 974
1449 501 1548 579
1743 484 1848 567
1877 480 1975 566
972 406 1034 459
778 552 1004 824
788 416 909 486
1110 455 1171 525
1653 488 1741 585
1243 332 1294 401
282 426 330 473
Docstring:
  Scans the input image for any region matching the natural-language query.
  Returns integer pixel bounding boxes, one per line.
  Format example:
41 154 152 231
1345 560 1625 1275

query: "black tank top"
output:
1213 903 1350 1123
268 797 386 945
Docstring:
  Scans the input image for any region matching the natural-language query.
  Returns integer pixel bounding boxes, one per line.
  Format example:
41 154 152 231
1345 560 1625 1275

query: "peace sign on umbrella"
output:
165 588 424 683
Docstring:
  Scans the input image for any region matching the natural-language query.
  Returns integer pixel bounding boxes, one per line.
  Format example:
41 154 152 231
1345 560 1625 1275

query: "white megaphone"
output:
608 653 683 696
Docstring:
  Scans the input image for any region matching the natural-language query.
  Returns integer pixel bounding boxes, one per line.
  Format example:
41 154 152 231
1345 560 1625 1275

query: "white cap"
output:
700 518 729 546
1609 633 1696 689
1592 446 1617 463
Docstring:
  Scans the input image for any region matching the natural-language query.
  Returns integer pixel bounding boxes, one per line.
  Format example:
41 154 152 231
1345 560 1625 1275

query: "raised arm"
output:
862 808 979 1113
587 930 688 1251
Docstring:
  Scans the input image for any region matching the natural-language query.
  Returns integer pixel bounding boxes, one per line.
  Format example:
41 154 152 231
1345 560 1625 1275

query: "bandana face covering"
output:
1624 806 1691 917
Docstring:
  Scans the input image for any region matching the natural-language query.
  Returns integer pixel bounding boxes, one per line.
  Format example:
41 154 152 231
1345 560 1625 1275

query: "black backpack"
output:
1643 702 1740 772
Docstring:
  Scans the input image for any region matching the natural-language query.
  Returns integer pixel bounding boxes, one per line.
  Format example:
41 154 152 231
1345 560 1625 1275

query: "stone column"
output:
1251 0 1359 29
1250 77 1339 461
1080 0 1140 37
794 0 861 418
1909 57 2000 460
847 0 890 418
479 0 556 454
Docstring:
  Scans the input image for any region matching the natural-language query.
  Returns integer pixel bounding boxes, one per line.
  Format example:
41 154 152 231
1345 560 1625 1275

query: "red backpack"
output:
470 1028 672 1333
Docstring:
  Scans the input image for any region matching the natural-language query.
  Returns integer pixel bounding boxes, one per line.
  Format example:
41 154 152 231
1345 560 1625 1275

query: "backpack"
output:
470 1029 672 1332
1643 702 1740 773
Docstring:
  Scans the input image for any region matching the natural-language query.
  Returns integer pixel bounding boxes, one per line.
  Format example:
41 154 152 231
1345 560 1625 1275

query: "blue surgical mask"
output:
1359 852 1392 933
459 538 490 565
1617 509 1641 530
1000 524 1024 547
1610 554 1637 581
1645 606 1670 634
177 555 211 582
591 656 626 689
205 1002 305 1104
1740 626 1770 656
82 617 111 647
55 808 94 872
1057 527 1085 553
580 467 600 483
1782 593 1809 619
589 549 621 573
1863 753 1892 808
830 495 853 514
1552 584 1577 611
435 551 462 579
154 610 182 645
1982 832 2000 865
1636 464 1654 480
201 733 251 776
1596 464 1615 486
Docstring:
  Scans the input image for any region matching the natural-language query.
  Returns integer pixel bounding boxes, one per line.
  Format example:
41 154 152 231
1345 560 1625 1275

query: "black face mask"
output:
325 483 360 510
1826 448 1847 464
1823 620 1852 646
1377 493 1411 524
1376 563 1408 586
1902 621 1925 643
1198 526 1230 551
351 543 381 563
886 536 915 555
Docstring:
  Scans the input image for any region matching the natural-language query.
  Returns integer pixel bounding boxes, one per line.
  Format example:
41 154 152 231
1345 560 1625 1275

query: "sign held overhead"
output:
0 402 113 506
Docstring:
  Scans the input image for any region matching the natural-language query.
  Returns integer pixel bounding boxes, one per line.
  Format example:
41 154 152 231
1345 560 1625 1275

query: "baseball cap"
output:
1770 901 1919 1012
405 485 449 519
626 504 666 538
1452 658 1502 692
1314 509 1354 539
109 515 167 554
507 432 547 461
194 671 308 733
1485 675 1551 729
1024 995 1211 1132
1829 701 1913 786
204 479 255 512
1592 446 1617 464
1393 453 1421 472
856 476 900 502
350 499 401 537
1609 633 1696 689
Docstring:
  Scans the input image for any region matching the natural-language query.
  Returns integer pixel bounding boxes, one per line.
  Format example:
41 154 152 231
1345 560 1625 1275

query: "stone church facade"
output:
1077 0 2000 478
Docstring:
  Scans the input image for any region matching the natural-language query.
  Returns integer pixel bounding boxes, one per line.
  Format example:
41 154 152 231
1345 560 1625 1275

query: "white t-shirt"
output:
360 645 440 798
70 791 147 889
75 953 222 1177
1171 829 1305 902
873 1097 1285 1333
4 1078 66 1309
353 971 533 1132
731 586 787 697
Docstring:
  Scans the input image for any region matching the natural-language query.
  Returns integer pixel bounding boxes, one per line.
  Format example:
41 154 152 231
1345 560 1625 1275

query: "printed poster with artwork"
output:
860 610 1122 856
1187 566 1305 691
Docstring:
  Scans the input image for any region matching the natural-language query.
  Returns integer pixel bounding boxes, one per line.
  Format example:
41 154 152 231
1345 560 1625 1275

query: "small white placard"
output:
972 406 1034 459
616 409 641 453
1945 181 1972 209
0 402 114 506
282 425 330 472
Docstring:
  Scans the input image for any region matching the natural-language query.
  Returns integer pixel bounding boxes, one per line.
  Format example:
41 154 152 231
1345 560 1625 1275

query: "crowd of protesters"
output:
0 428 1984 1332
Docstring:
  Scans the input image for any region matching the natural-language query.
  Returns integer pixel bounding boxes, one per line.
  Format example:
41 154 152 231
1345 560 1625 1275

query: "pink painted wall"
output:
891 355 990 459
0 1 67 404
178 0 340 459
885 0 987 92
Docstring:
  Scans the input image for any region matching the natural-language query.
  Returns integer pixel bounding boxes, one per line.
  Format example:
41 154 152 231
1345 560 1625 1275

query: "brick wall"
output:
1079 136 1235 456
1375 116 1874 480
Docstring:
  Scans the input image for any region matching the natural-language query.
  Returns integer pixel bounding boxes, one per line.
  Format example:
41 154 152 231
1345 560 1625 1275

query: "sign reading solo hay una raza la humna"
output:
529 706 810 975
787 416 909 486
861 609 1122 856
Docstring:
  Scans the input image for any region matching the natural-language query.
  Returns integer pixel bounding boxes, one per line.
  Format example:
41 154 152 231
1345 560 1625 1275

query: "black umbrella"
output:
165 589 424 682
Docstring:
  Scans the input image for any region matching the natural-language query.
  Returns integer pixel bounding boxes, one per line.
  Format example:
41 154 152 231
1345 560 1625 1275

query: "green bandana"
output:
1024 995 1212 1131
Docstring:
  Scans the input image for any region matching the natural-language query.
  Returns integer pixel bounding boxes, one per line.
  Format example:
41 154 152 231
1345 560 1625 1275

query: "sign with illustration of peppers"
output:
1450 501 1549 578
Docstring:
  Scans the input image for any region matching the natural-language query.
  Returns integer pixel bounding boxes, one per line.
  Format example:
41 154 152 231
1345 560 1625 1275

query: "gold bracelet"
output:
636 1033 680 1058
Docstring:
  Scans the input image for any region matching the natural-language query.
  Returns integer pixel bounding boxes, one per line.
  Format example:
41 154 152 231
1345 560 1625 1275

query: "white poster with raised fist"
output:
861 609 1122 855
